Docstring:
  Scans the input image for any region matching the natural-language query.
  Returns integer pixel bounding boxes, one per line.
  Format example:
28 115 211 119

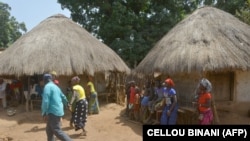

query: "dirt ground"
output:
0 100 142 141
0 99 250 141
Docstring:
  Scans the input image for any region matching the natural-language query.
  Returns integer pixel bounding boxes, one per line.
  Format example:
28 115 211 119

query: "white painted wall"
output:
235 71 250 102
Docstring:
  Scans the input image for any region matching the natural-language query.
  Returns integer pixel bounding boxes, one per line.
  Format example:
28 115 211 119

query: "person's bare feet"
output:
80 130 87 136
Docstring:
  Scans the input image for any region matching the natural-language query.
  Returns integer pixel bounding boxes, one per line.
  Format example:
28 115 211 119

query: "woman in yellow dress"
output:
69 76 88 136
87 76 100 115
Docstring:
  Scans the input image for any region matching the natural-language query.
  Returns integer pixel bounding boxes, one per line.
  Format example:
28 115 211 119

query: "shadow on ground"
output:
98 98 142 137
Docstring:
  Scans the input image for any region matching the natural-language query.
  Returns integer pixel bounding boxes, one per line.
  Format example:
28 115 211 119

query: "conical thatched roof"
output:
134 6 250 75
0 14 130 77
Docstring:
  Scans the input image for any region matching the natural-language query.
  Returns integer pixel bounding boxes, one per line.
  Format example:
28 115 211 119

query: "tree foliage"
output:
236 0 250 25
58 0 248 68
0 2 27 48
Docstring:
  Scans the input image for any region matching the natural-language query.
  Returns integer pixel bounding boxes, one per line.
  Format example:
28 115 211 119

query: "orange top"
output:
198 92 211 112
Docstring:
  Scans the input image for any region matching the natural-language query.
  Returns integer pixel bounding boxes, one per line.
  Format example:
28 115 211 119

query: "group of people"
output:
1 73 214 140
0 76 45 109
125 77 214 125
41 73 100 140
0 78 24 108
0 72 101 140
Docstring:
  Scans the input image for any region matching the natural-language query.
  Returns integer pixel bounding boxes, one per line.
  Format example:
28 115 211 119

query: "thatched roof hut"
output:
135 6 250 75
134 6 250 117
0 14 130 77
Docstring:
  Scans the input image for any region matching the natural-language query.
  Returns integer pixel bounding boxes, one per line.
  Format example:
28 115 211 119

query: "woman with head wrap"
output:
86 76 100 115
69 76 88 136
195 78 213 125
160 78 178 125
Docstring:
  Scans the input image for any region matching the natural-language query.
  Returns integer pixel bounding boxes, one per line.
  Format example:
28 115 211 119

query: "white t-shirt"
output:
30 84 38 95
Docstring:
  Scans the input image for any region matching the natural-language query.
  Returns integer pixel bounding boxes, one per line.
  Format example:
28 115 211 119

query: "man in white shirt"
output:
0 78 7 109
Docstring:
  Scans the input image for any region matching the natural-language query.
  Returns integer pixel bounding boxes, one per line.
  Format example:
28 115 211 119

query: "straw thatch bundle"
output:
134 6 250 75
0 14 130 77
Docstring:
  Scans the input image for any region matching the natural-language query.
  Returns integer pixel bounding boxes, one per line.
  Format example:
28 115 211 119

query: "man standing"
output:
0 78 7 109
41 73 72 141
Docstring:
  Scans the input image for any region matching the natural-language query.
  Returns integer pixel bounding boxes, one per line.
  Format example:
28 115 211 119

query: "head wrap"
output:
165 78 175 87
50 71 57 77
43 73 52 82
71 76 80 83
129 80 135 86
199 78 212 92
129 80 135 84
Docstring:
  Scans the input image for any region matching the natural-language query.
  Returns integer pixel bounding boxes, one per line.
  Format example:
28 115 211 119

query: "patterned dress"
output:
71 84 88 131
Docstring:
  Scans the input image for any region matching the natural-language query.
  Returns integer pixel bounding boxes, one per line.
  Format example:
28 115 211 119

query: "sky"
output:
1 0 71 32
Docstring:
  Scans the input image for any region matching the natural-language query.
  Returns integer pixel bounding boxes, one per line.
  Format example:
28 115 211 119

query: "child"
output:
133 87 141 121
140 87 150 123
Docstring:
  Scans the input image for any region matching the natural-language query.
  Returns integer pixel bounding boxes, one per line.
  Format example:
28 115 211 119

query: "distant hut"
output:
0 14 130 104
134 6 250 116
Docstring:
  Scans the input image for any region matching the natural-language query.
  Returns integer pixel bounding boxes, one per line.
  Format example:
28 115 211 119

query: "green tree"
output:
57 0 247 68
236 0 250 25
0 2 27 48
58 0 198 68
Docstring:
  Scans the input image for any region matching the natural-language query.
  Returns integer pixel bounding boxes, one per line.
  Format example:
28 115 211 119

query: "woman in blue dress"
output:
160 78 178 125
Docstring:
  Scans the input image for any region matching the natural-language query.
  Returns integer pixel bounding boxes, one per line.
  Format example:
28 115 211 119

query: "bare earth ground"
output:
0 100 142 141
0 100 250 141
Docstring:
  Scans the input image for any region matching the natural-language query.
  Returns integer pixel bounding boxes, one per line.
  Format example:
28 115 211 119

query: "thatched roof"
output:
0 14 130 77
134 6 250 75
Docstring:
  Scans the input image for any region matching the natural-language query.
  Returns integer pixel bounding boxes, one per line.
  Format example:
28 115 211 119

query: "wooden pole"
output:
25 77 30 112
211 95 220 124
